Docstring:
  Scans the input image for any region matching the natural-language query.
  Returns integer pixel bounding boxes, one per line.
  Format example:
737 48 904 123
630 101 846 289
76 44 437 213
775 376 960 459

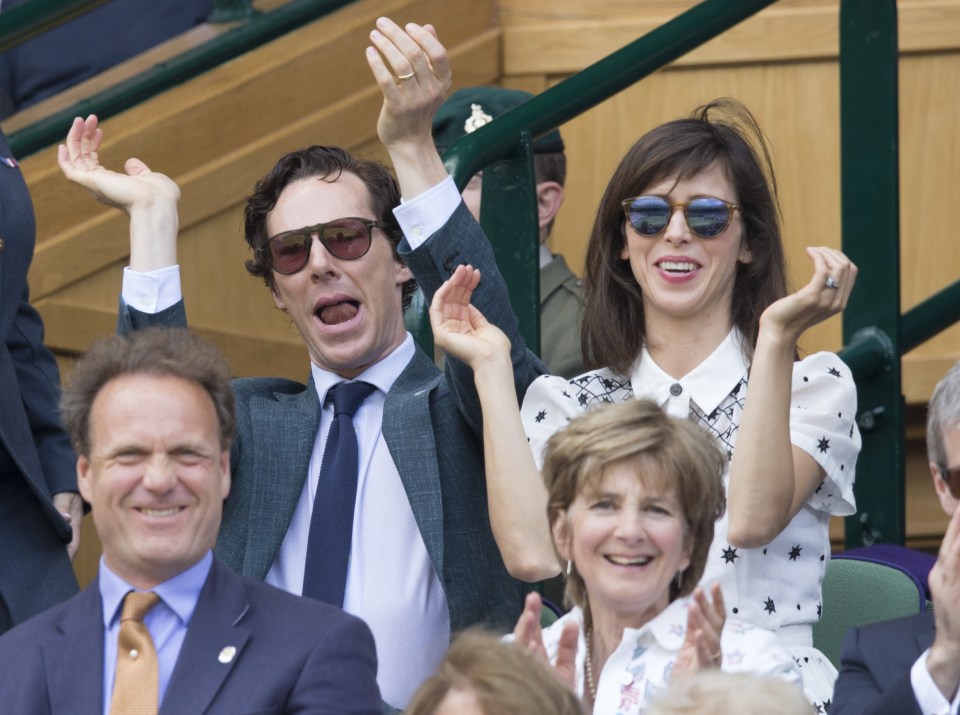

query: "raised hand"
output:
365 18 451 198
758 246 857 345
673 583 726 678
926 505 960 699
58 115 180 214
513 592 579 690
429 264 511 369
58 114 180 271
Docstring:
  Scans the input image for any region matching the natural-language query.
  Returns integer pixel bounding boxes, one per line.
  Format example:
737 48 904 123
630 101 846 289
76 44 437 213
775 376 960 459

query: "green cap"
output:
432 86 564 154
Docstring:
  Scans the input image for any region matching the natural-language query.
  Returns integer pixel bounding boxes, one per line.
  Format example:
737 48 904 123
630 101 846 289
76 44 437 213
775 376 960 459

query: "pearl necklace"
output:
584 626 597 701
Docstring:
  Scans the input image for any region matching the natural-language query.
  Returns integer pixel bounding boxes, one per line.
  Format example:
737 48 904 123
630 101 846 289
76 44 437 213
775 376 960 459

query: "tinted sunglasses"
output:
940 464 960 500
621 195 739 239
260 218 387 275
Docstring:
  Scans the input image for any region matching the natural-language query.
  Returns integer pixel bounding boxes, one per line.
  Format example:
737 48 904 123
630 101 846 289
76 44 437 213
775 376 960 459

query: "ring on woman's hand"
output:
396 71 416 80
825 276 840 289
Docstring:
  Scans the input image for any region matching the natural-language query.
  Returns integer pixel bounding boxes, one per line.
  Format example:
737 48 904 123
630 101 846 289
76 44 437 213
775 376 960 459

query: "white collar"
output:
630 329 749 417
310 332 415 404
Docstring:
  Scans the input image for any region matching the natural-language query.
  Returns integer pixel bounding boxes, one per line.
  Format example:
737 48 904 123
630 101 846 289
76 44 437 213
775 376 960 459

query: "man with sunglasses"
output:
833 360 960 715
59 19 543 713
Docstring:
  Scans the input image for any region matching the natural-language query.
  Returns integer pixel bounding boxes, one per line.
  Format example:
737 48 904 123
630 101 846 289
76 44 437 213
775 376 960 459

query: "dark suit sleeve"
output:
117 297 188 334
287 610 381 715
9 285 76 498
399 202 546 434
833 627 924 715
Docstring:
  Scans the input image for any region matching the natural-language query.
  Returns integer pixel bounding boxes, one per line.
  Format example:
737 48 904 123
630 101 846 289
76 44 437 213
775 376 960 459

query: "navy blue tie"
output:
302 380 376 605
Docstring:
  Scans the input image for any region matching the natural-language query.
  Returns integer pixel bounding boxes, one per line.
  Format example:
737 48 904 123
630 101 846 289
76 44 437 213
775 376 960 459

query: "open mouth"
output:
605 555 653 566
656 260 699 275
316 300 360 325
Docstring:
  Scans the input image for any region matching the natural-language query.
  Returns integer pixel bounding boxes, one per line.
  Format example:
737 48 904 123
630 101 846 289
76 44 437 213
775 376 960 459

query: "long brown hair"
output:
581 99 788 375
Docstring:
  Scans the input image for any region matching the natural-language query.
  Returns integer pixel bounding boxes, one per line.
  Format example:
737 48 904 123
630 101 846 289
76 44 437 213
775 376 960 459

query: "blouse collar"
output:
630 328 749 418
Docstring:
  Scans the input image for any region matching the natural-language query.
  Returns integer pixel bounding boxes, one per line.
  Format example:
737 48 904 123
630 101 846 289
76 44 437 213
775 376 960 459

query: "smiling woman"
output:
513 399 800 713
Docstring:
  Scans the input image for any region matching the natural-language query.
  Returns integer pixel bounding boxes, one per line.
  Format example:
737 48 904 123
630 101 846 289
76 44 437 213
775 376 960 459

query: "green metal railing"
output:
0 0 254 52
2 0 350 157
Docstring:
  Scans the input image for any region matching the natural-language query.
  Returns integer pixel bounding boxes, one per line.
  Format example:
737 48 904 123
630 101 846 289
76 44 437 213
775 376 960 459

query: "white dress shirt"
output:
118 176 465 709
912 649 960 715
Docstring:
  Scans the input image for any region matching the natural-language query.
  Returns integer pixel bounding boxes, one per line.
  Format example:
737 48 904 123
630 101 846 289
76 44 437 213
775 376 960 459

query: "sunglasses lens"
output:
322 220 371 260
627 197 671 236
686 198 732 238
269 232 311 274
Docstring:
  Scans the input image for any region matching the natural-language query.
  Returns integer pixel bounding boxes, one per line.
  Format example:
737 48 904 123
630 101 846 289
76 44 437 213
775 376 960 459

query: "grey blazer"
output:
120 202 545 637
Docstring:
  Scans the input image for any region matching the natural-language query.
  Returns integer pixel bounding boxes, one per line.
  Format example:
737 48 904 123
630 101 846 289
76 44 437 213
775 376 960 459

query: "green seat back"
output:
813 557 926 669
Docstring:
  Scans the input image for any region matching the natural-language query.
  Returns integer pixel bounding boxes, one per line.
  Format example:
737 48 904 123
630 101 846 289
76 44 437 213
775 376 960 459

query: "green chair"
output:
813 556 927 670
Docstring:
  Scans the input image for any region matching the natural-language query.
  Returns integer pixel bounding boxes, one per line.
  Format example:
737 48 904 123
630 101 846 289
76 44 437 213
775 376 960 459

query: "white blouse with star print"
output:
522 329 861 633
540 599 802 714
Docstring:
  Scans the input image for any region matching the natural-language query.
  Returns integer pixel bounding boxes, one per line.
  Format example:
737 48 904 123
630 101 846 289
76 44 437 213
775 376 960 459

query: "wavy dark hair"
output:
581 98 788 375
243 145 417 311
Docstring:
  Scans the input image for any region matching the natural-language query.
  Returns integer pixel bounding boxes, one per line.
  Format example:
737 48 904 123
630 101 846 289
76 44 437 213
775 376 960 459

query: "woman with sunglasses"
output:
429 98 859 711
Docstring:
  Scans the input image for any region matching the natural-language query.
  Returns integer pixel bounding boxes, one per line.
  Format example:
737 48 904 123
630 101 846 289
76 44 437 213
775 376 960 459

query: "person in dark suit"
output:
0 327 381 714
0 0 211 118
832 360 960 714
58 19 543 712
0 126 80 633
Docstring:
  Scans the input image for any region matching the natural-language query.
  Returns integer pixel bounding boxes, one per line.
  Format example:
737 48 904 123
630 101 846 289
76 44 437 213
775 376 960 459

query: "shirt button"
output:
620 672 634 686
129 649 139 659
411 226 422 237
669 383 683 397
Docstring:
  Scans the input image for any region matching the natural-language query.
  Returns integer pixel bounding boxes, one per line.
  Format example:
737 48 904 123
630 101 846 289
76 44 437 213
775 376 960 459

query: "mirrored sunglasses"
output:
261 218 387 275
621 195 739 239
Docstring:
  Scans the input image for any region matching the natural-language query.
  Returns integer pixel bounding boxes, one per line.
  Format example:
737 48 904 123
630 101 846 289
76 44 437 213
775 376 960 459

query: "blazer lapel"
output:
42 584 105 715
383 349 445 581
161 561 252 715
242 382 321 578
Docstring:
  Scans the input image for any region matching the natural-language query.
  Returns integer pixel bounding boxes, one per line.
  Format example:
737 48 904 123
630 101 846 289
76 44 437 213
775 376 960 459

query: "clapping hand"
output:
673 583 727 677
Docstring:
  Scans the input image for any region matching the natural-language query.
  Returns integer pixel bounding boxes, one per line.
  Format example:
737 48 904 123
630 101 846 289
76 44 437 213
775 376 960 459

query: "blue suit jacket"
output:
831 610 934 715
0 558 381 714
119 203 545 647
0 129 78 627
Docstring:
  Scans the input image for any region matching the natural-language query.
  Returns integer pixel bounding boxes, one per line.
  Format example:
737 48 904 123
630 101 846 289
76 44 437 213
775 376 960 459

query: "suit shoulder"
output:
854 610 933 645
0 591 81 653
238 573 372 636
231 376 308 400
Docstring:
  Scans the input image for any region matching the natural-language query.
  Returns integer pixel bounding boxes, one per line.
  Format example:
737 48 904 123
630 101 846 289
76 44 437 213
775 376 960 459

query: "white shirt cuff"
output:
393 175 460 249
911 649 957 715
122 265 182 314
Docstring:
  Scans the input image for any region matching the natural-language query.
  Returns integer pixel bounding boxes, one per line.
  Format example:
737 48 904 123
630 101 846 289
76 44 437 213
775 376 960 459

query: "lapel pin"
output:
218 646 237 664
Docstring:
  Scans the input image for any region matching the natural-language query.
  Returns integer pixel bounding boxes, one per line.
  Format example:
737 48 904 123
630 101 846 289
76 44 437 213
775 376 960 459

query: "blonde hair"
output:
542 399 726 612
406 630 584 715
647 671 809 715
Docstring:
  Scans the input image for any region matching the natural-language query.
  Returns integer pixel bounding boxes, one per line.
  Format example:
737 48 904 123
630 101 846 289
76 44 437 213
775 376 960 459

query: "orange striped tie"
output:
110 591 161 715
